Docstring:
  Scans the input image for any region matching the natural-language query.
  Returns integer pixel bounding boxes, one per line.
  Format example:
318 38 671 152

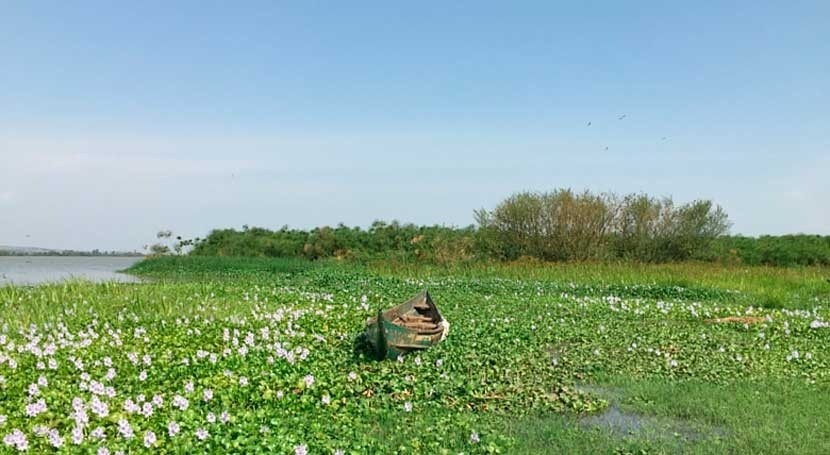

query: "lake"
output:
0 256 143 286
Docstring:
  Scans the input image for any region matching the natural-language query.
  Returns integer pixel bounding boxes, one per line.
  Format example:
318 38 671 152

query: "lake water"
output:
0 256 143 286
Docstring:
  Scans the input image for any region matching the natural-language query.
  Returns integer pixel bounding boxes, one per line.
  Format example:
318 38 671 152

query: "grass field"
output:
0 257 829 453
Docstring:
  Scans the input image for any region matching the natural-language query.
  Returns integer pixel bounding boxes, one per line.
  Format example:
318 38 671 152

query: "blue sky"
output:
1 1 828 250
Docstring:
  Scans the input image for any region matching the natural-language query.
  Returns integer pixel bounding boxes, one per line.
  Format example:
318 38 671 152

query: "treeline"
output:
705 235 830 266
191 222 477 263
187 189 830 266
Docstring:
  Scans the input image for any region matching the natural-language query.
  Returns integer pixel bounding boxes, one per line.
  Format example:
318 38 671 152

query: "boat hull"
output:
364 291 448 360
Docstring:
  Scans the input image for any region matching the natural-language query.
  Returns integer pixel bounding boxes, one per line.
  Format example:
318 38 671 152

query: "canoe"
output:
363 290 449 360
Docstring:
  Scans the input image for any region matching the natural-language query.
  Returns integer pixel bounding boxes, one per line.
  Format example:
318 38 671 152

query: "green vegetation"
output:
180 190 830 267
2 257 828 453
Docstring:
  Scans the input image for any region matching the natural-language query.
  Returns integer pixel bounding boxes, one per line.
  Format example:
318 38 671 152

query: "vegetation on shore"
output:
176 190 830 267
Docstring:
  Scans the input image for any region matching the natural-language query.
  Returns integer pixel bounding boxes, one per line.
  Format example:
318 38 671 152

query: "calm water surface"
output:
0 257 143 286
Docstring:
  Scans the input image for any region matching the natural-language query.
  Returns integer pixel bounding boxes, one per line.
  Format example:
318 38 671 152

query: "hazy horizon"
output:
2 2 828 251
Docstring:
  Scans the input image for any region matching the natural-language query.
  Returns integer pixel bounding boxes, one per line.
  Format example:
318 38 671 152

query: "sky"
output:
1 1 828 251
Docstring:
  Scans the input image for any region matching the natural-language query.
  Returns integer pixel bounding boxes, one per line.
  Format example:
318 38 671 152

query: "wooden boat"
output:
362 290 449 360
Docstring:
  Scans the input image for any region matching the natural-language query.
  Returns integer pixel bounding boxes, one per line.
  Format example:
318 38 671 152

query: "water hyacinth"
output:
0 260 828 453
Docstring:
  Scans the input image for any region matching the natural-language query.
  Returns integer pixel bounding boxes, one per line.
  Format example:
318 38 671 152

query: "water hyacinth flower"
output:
203 389 213 401
168 421 180 437
295 444 308 455
97 448 110 455
404 401 412 412
220 410 230 424
195 428 209 441
71 425 84 445
207 412 216 423
3 429 28 451
172 395 189 411
470 431 480 443
144 431 156 448
304 374 314 387
322 394 331 405
90 427 106 440
117 419 134 439
49 430 65 448
348 371 357 381
25 399 47 417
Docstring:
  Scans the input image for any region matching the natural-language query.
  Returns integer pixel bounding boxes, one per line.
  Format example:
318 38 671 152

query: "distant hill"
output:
0 245 144 257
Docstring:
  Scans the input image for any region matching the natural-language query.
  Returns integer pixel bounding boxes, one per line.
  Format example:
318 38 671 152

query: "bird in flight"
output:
587 121 592 126
604 146 609 151
661 136 667 141
618 114 627 120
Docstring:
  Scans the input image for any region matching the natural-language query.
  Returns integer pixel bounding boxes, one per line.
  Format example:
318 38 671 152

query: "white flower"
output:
48 429 64 448
25 399 47 417
470 431 480 443
203 389 213 401
71 425 84 445
3 429 29 451
207 412 216 423
295 444 308 455
172 395 189 411
322 394 331 405
168 421 180 437
143 431 156 448
90 427 105 440
348 371 357 381
117 419 134 439
304 374 314 387
195 428 209 441
404 401 412 412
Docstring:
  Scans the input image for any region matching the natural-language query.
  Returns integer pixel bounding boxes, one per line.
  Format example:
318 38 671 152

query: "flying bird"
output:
618 114 627 120
604 146 609 151
587 121 592 126
661 137 667 141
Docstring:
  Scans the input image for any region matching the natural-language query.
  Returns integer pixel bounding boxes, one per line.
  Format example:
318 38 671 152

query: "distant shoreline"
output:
0 251 145 258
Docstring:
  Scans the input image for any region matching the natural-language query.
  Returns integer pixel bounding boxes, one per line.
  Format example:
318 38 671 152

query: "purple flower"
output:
470 431 480 443
295 444 308 455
